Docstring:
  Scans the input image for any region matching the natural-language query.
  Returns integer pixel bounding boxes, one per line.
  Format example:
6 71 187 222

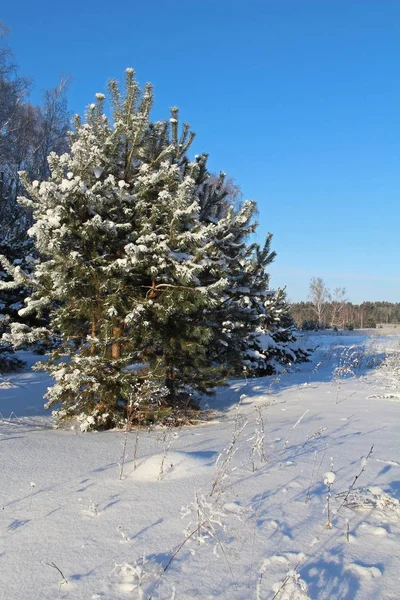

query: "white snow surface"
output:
1 331 400 599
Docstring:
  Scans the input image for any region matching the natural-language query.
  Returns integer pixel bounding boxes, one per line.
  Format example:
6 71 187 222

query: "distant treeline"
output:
290 301 400 330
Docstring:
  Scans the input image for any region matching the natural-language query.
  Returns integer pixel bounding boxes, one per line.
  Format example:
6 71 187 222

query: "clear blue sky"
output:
3 0 400 303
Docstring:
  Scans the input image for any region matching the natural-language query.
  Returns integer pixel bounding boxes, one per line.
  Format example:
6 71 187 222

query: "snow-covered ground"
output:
1 331 400 600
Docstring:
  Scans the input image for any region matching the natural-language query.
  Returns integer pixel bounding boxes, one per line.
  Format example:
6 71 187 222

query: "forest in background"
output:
291 300 400 330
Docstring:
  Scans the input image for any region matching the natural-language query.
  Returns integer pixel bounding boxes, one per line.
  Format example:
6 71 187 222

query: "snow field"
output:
1 332 400 599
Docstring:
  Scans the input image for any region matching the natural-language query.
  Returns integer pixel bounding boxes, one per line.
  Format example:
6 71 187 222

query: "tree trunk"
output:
165 364 174 403
90 317 96 355
112 322 124 359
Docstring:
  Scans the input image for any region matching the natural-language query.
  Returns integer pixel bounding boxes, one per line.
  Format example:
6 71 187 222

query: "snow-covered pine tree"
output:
255 286 310 374
2 68 307 425
194 166 308 376
190 159 263 370
0 186 33 371
4 70 231 428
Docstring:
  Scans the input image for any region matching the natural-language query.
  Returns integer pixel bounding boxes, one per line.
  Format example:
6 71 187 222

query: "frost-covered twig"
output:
269 571 310 600
44 561 68 588
334 444 374 513
282 409 309 453
88 498 99 516
210 404 247 497
29 481 36 509
247 405 267 470
305 451 318 503
303 426 327 447
270 446 374 599
324 458 335 529
158 425 179 480
117 525 130 542
119 395 134 480
147 521 205 600
181 491 235 584
133 425 141 471
112 558 160 598
247 497 263 589
336 486 400 518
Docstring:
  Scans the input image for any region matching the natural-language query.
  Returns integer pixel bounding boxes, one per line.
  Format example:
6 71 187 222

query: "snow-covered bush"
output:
0 344 25 372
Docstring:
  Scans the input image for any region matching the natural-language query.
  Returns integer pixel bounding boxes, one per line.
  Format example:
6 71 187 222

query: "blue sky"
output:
2 0 400 303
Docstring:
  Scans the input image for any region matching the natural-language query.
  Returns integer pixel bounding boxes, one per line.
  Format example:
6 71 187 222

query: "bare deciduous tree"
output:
308 277 330 326
34 76 71 181
0 23 71 235
330 287 347 328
